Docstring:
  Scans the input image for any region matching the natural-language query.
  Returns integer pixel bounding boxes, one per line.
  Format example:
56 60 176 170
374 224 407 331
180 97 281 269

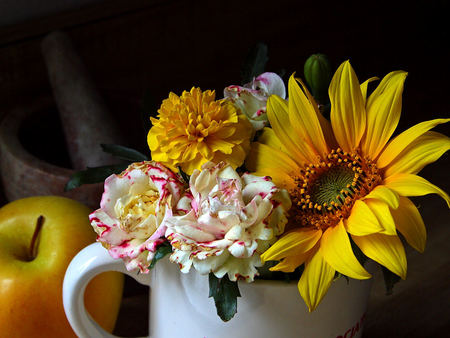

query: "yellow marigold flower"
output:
148 87 252 175
247 60 450 312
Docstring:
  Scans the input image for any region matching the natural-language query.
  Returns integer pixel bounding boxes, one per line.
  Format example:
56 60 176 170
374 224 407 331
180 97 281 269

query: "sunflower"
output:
246 60 450 311
148 87 252 175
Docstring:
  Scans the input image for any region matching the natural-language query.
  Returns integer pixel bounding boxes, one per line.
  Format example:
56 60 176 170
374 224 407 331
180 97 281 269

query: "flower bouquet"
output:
68 51 450 325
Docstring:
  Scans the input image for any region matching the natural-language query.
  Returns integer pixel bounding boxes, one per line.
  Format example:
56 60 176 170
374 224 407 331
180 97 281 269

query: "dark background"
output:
0 0 448 337
1 0 449 150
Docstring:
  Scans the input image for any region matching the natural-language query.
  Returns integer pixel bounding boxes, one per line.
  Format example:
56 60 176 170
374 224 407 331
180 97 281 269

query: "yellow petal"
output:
384 131 450 177
362 185 399 209
361 71 408 159
298 248 335 312
296 77 338 149
269 250 312 272
147 127 160 151
150 148 169 163
182 155 206 175
197 142 213 160
360 77 378 104
246 142 300 175
266 95 312 164
377 118 450 169
321 220 371 279
384 173 450 207
391 197 426 253
257 127 289 153
207 138 234 154
288 74 329 158
181 144 197 162
329 60 366 152
352 233 407 279
250 167 296 190
364 199 397 235
227 114 253 144
346 200 384 236
261 229 322 262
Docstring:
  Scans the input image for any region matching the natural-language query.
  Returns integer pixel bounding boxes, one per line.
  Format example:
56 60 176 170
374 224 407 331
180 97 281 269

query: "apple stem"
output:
29 215 45 261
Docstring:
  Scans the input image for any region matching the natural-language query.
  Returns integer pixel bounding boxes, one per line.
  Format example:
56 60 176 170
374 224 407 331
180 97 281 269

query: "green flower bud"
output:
304 54 332 101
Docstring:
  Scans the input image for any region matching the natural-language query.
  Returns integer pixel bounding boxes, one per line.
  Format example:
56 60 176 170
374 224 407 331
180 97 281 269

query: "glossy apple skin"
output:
0 196 124 337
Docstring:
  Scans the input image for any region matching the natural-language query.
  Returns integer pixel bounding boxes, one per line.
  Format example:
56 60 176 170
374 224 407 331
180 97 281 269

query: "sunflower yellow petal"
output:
298 248 335 312
266 95 312 164
360 76 378 104
384 131 450 177
352 233 407 279
384 173 450 207
329 60 366 152
288 74 329 157
391 197 426 253
361 71 408 159
296 77 338 149
246 142 300 174
269 250 311 272
377 118 450 169
346 200 384 236
261 229 322 262
250 167 296 190
364 199 397 235
362 185 400 209
321 220 371 279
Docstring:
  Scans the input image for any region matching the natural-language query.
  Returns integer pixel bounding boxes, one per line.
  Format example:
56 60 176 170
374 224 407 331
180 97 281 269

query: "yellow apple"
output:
0 196 124 337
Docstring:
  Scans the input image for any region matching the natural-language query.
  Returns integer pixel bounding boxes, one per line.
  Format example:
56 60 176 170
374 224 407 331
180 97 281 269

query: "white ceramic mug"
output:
63 242 372 338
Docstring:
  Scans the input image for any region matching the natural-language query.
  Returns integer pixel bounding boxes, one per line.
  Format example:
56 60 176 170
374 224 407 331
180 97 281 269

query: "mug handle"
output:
63 242 149 338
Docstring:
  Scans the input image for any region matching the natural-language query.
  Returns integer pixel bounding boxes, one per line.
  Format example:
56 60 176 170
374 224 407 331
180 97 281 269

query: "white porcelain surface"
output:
64 242 372 338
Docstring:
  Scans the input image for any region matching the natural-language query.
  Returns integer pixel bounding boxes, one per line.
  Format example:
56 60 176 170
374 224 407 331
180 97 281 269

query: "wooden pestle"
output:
41 31 124 170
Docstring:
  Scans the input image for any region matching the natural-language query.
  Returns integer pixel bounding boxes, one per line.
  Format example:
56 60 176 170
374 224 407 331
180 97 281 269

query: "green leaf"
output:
334 271 350 283
208 273 241 322
101 144 149 162
149 241 172 269
64 164 129 191
241 42 269 84
177 166 190 185
256 261 303 282
381 265 401 295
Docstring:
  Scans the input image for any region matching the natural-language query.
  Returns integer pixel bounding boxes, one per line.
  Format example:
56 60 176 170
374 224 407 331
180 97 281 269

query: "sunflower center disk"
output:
290 148 382 230
310 166 355 205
